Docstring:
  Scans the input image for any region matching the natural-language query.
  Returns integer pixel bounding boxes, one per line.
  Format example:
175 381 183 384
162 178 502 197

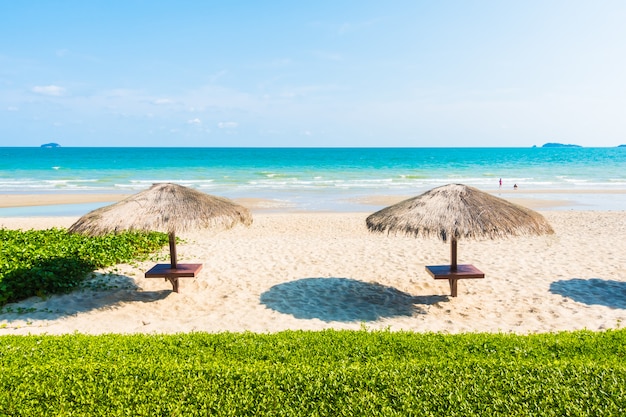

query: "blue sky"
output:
1 1 625 147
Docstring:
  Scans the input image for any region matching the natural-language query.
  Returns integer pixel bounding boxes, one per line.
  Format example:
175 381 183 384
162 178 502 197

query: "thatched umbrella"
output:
366 184 554 296
69 183 252 291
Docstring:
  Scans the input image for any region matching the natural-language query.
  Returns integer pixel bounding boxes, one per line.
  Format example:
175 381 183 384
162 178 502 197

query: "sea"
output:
1 147 625 216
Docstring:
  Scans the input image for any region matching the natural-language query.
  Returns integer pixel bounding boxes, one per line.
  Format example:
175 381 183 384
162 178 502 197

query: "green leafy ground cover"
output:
0 228 168 305
1 329 625 416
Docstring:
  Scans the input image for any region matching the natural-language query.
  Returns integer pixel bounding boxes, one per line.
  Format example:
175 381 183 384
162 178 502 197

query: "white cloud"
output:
153 98 173 105
6 106 18 111
32 85 66 96
187 118 202 125
218 121 238 129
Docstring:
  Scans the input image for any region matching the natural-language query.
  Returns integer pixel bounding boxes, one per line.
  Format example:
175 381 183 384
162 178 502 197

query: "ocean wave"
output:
0 174 623 194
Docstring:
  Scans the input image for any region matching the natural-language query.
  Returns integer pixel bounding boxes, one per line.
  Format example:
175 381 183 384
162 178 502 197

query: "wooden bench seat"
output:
145 263 203 293
425 264 484 297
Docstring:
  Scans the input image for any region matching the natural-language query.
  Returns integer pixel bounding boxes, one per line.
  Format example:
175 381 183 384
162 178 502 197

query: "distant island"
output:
40 143 61 148
541 143 582 148
618 144 626 148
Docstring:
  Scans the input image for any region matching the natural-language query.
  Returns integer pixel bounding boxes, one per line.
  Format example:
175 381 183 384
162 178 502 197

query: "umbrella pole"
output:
450 238 457 271
168 232 177 269
448 238 458 297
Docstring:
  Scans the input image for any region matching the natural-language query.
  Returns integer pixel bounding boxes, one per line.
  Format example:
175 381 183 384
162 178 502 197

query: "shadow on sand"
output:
260 277 447 322
549 278 626 309
0 271 171 322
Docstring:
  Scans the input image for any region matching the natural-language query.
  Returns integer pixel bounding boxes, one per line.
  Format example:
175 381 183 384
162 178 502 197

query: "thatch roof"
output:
69 183 252 236
366 184 554 241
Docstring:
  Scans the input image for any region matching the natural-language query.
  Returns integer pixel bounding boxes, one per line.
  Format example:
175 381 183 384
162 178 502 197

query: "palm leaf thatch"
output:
69 183 252 236
69 183 252 268
366 184 554 296
366 184 554 242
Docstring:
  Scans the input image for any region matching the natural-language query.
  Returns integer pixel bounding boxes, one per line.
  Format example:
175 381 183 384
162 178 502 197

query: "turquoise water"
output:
1 147 625 214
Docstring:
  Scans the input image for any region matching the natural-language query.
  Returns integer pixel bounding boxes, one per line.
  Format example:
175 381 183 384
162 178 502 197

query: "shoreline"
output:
1 188 626 214
0 193 131 208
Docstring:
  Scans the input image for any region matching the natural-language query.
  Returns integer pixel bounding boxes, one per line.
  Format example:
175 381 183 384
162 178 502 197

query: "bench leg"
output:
166 277 180 293
448 278 458 297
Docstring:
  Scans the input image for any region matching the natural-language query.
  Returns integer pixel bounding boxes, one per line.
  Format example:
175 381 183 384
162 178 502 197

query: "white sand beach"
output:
1 208 625 336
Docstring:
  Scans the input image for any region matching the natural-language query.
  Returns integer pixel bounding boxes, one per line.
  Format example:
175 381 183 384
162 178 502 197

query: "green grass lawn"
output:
1 329 625 416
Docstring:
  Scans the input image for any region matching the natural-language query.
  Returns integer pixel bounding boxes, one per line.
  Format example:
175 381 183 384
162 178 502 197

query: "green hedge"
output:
0 228 168 305
1 329 625 416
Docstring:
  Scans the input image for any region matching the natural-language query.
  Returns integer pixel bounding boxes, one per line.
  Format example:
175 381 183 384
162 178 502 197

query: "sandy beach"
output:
1 199 625 335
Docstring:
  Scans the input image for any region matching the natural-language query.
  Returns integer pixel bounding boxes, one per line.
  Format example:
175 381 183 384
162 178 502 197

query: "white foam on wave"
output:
44 179 99 184
128 179 215 184
0 178 102 191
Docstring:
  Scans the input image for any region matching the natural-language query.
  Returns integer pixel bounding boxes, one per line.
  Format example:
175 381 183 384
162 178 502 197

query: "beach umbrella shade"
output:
366 184 554 296
69 183 253 269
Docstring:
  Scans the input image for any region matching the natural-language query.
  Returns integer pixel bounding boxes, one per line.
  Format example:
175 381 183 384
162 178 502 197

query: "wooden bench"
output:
145 263 203 293
425 264 484 297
